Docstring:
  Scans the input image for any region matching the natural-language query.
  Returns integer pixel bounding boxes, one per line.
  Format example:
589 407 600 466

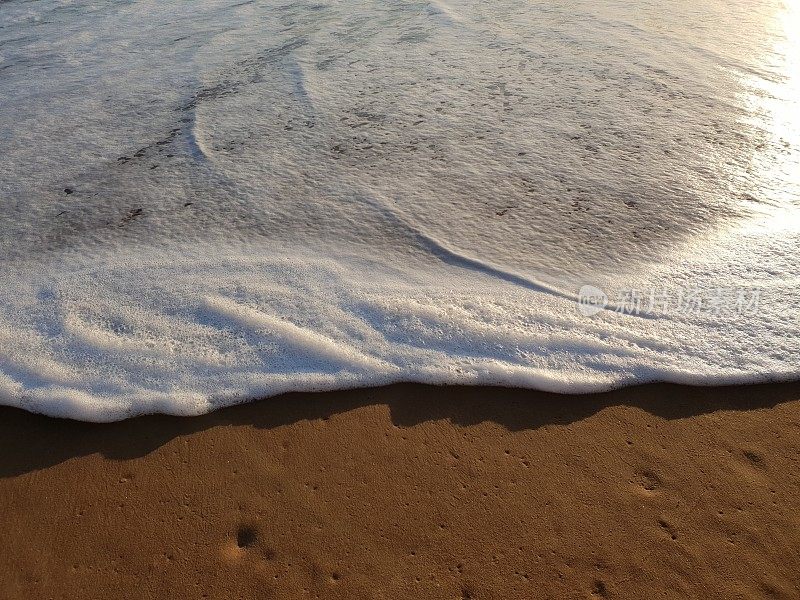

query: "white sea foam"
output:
1 0 798 420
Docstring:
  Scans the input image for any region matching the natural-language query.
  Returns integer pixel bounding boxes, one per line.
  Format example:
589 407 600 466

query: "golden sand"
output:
1 383 799 598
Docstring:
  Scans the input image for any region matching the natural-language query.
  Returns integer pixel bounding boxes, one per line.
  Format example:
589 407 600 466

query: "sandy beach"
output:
2 0 799 597
2 382 798 599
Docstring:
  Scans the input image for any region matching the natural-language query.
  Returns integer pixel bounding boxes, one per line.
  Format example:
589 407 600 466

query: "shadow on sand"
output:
1 381 798 478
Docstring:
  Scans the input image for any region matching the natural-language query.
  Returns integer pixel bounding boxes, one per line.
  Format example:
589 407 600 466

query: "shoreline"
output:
2 382 799 597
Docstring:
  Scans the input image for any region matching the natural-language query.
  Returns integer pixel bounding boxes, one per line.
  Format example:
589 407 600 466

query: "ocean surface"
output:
1 0 798 420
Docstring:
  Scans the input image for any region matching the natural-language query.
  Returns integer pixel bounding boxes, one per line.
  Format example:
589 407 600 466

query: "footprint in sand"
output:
631 469 661 495
236 525 257 549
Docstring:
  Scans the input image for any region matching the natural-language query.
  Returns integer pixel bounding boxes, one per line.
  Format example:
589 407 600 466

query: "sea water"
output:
1 0 798 420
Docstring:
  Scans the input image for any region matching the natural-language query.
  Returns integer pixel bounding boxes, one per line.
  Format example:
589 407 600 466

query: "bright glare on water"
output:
737 0 800 231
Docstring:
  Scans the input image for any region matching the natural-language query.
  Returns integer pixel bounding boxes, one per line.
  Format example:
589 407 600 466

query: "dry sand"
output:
1 382 799 599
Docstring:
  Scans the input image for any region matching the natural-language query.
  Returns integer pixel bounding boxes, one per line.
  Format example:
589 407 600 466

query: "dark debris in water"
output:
118 208 143 228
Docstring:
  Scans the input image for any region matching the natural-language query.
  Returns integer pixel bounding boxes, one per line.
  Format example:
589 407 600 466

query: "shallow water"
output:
1 0 798 420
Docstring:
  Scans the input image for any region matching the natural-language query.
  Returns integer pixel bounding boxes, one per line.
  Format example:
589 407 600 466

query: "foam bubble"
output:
1 0 798 420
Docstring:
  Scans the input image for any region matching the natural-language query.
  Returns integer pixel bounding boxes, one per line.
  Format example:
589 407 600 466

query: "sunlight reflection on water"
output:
741 0 800 232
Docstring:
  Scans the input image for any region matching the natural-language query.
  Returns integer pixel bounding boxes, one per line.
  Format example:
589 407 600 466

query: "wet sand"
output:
1 382 799 599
